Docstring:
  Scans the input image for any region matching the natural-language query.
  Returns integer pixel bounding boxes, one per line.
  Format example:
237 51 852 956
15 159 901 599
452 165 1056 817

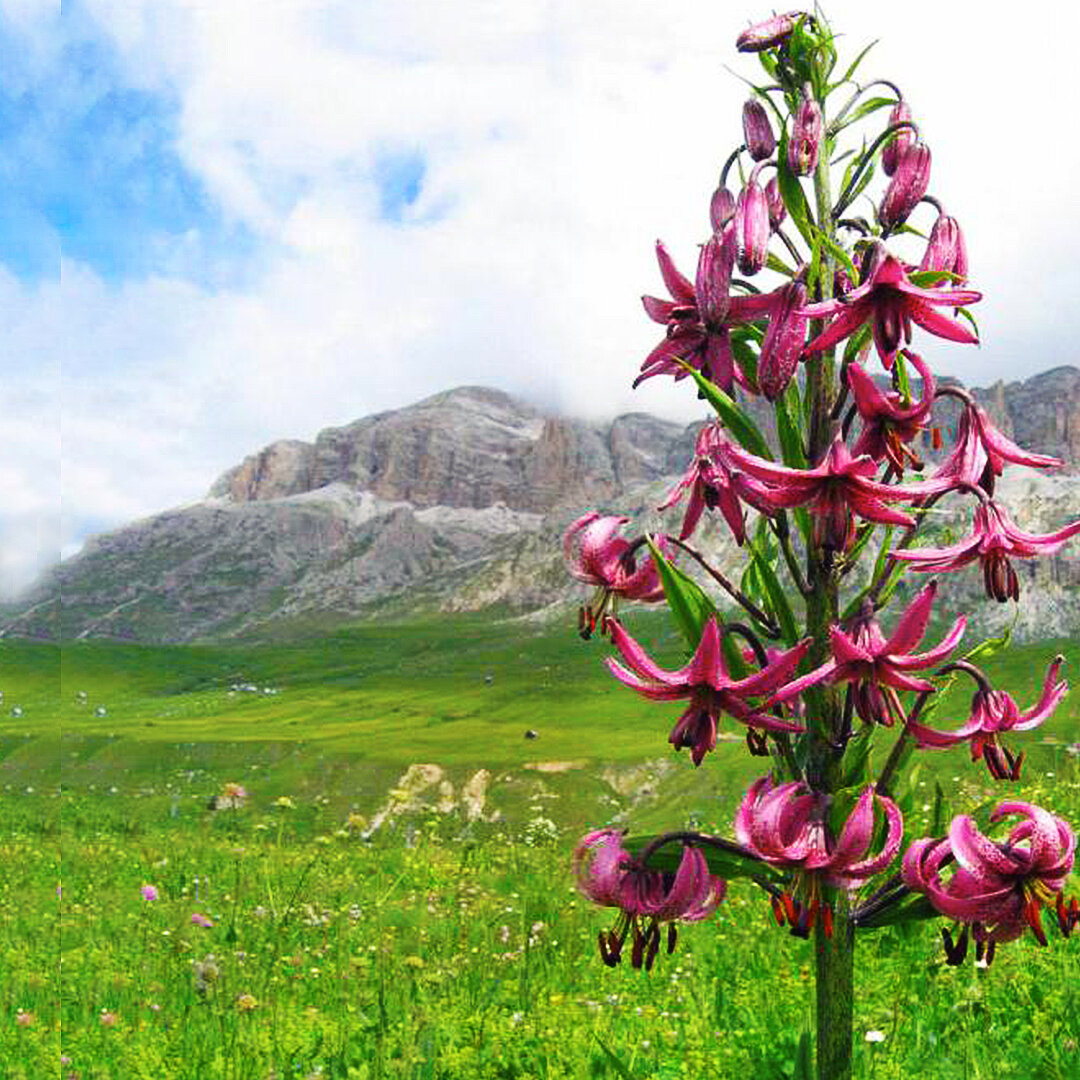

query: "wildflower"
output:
742 98 776 161
902 801 1077 960
272 796 295 810
789 86 823 175
141 884 159 902
735 171 771 275
719 436 936 552
765 175 786 231
736 12 802 52
847 351 935 473
657 423 747 543
892 498 1080 601
881 99 914 176
930 401 1063 493
757 280 808 400
735 778 903 937
908 657 1068 780
770 581 966 726
800 242 981 370
573 829 725 970
919 213 968 282
637 239 774 392
865 1030 886 1044
191 912 214 928
563 513 670 637
99 1010 117 1027
15 1010 33 1027
606 616 809 765
214 782 248 809
879 141 931 230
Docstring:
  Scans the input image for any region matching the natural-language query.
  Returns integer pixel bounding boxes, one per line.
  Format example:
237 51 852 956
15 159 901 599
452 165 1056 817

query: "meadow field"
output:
5 611 1080 1078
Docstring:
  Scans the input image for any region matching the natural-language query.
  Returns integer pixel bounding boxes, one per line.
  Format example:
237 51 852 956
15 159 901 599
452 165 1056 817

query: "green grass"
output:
5 612 1080 1077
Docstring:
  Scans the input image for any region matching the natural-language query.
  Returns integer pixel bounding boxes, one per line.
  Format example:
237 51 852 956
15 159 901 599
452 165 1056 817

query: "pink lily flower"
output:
573 829 725 969
881 99 914 177
919 213 968 283
734 168 771 276
800 243 981 370
735 777 903 936
736 12 803 52
758 280 809 401
878 140 931 230
563 513 669 638
909 657 1068 780
657 423 747 544
892 498 1080 601
720 435 937 551
902 802 1077 956
606 616 810 765
931 401 1063 493
638 239 772 393
848 351 935 473
770 581 966 726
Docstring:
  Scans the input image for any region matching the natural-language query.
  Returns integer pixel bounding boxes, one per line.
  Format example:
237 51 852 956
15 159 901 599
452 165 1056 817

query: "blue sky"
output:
3 0 1080 597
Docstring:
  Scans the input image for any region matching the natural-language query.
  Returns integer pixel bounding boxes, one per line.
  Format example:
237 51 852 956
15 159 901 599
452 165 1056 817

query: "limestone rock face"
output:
10 368 1080 643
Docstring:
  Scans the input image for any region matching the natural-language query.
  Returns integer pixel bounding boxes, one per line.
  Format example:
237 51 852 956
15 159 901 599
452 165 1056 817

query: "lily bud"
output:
710 185 736 235
742 99 776 161
879 140 931 229
788 87 822 176
695 233 734 325
919 213 967 281
735 176 770 276
882 99 914 176
736 12 802 52
765 175 786 231
759 280 808 400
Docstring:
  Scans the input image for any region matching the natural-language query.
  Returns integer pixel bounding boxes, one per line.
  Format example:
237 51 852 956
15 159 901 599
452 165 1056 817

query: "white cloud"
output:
19 0 1080 592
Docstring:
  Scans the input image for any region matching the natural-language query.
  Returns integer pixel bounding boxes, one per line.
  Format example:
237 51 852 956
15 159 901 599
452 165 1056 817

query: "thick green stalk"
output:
806 96 855 1080
815 891 855 1080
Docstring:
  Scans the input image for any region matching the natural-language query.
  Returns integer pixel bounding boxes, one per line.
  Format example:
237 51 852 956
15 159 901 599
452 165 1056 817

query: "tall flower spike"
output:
563 514 668 638
909 657 1068 780
606 616 809 765
891 498 1080 601
770 581 966 726
573 830 725 969
735 778 903 937
903 802 1076 951
800 242 981 370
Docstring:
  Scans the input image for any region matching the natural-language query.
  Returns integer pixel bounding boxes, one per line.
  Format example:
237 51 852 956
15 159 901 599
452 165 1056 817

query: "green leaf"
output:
766 251 797 277
834 95 893 131
857 894 939 931
894 351 912 404
679 363 773 460
794 1030 814 1080
907 268 963 288
776 133 816 247
841 725 875 788
591 1035 638 1080
775 380 808 470
963 614 1016 664
814 230 858 287
746 533 799 646
646 538 717 653
622 834 785 885
840 39 879 85
841 323 872 365
955 305 981 339
730 333 760 394
931 781 949 837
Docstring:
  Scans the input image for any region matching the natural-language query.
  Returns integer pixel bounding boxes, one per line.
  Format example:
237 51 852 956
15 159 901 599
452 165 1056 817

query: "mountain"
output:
8 369 1080 643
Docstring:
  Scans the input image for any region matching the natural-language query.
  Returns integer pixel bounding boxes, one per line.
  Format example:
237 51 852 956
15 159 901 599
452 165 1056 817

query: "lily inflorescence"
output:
564 6 1079 1011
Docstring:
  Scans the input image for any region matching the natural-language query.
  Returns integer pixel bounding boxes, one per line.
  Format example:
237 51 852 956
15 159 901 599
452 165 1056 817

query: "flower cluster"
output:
563 8 1077 991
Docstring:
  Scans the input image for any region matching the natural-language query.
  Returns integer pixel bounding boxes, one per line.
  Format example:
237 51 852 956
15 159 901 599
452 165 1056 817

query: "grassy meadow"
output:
5 609 1080 1077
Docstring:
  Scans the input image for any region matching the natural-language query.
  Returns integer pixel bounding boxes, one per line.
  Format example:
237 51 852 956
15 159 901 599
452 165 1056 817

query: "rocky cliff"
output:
9 370 1080 643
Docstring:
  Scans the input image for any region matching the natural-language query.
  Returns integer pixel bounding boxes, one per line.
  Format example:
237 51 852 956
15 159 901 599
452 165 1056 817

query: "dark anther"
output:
942 924 969 965
746 728 770 756
667 923 678 955
644 923 661 971
771 895 786 927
